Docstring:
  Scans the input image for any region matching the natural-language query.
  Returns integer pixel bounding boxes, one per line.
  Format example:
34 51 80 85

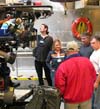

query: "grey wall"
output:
34 7 100 43
0 0 5 3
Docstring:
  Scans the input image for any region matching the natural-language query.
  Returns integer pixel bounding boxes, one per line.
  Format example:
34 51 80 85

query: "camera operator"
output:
0 44 20 90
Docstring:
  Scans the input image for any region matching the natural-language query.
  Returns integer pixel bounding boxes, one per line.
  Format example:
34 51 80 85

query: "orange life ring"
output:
71 17 93 40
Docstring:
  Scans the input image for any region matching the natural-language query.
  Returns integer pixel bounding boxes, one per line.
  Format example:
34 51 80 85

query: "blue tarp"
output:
0 29 10 36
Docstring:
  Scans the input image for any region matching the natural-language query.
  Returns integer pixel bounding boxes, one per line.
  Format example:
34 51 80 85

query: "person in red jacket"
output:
55 41 96 109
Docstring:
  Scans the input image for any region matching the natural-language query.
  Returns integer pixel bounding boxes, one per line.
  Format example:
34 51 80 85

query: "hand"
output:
94 82 99 89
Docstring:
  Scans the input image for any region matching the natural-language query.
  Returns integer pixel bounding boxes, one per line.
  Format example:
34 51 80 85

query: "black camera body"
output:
0 36 14 52
0 36 16 91
0 36 17 65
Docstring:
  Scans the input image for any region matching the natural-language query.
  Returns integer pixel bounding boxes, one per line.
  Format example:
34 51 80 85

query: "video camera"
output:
0 36 17 64
0 35 17 51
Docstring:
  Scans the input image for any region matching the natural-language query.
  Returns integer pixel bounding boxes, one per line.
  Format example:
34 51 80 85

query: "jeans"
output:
50 70 55 86
92 91 95 109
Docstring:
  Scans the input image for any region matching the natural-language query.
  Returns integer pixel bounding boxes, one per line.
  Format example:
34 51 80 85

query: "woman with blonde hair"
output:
46 39 66 86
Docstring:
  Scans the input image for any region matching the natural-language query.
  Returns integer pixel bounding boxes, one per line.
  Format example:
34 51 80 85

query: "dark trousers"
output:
35 60 52 86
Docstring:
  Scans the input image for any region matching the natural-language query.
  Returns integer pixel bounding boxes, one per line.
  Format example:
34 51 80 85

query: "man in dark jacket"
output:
34 24 53 86
79 32 93 58
55 41 96 109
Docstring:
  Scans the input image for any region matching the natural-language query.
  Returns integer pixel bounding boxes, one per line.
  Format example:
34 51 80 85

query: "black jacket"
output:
34 35 53 62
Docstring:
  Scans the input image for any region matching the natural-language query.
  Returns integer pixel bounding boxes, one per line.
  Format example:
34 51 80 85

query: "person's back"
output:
55 41 96 109
55 56 96 103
